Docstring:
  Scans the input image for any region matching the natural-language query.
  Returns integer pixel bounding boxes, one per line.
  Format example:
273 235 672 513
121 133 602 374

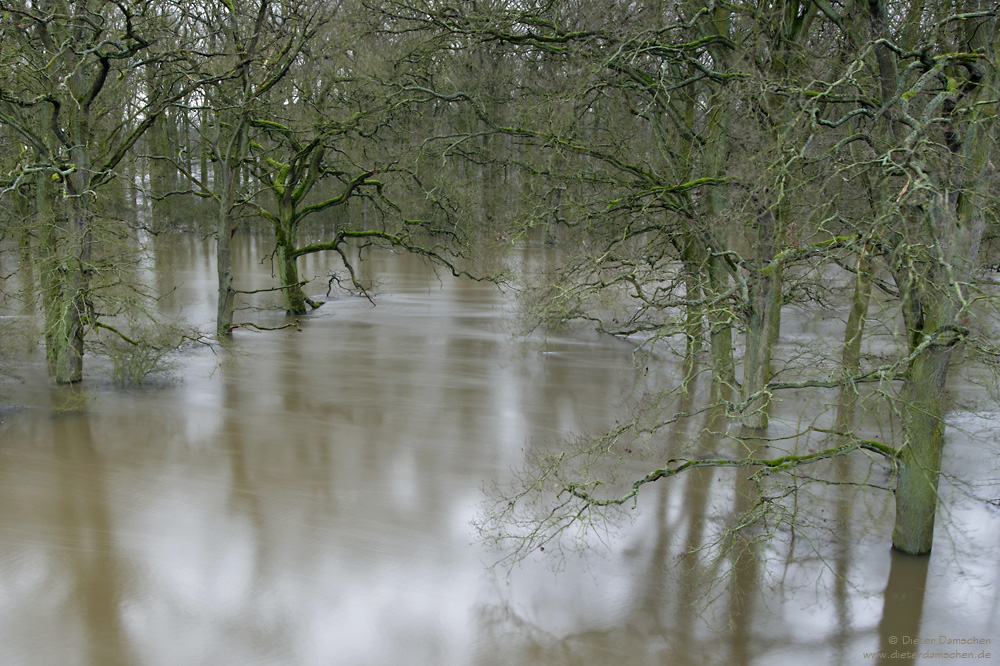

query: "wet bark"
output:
677 235 705 384
834 251 873 436
893 344 951 555
52 175 94 384
275 214 308 315
50 64 96 384
216 166 238 338
36 171 60 377
893 177 987 555
706 252 736 399
741 210 781 430
147 66 174 229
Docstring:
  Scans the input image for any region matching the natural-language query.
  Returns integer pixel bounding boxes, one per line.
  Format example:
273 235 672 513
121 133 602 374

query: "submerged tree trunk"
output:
893 183 987 554
215 122 243 339
893 345 951 555
272 197 310 315
885 2 996 556
36 172 60 377
216 176 238 339
276 238 307 315
52 180 94 384
48 84 96 384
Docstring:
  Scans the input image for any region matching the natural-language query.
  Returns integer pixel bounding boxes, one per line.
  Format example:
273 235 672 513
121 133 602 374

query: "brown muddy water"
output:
1 232 998 665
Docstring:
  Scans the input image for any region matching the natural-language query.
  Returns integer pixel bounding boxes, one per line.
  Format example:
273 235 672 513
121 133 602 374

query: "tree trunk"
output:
834 251 873 435
677 234 704 385
892 178 987 554
53 183 92 384
216 167 237 338
201 106 211 191
706 252 735 400
148 80 173 229
893 345 950 554
741 271 779 429
741 208 781 430
277 245 307 315
271 199 308 315
37 172 60 377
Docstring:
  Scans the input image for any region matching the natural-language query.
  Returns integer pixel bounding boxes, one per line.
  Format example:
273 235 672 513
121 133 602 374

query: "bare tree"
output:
0 0 217 381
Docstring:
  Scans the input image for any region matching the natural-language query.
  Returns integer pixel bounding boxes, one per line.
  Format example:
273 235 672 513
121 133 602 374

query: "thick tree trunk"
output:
887 6 996 556
49 96 94 384
277 244 307 315
892 183 986 554
274 203 308 315
893 346 951 554
53 191 92 384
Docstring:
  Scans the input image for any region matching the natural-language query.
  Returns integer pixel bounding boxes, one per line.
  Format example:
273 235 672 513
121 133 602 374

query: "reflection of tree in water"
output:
876 551 928 666
473 361 912 664
51 397 134 666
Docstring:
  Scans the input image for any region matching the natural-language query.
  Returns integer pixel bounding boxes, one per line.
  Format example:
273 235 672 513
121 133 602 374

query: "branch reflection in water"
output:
0 234 997 665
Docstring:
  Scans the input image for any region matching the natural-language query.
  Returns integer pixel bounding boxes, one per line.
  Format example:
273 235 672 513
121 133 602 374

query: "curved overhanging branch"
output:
478 423 898 569
561 432 896 510
293 228 492 283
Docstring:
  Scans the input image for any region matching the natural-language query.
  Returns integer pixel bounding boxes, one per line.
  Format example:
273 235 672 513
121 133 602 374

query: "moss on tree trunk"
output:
893 347 951 555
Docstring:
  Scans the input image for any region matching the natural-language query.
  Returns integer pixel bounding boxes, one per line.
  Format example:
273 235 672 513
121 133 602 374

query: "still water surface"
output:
1 233 998 665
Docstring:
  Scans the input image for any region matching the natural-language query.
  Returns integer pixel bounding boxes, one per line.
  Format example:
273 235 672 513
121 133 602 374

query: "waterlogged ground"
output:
0 234 998 665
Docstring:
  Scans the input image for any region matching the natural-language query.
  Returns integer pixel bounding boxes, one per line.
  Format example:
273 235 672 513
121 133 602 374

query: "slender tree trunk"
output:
201 107 211 191
706 253 735 399
741 208 781 429
216 162 238 338
701 86 735 401
741 276 779 429
677 235 704 384
37 172 60 377
148 70 173 229
834 251 873 435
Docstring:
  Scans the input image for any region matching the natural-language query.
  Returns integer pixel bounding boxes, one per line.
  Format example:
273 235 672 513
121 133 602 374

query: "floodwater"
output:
1 233 998 665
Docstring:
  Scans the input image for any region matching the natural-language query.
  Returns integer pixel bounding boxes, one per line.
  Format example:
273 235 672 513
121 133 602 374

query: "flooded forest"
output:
1 0 999 664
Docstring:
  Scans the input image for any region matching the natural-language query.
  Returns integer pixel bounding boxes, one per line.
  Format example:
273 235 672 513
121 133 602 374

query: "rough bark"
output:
834 251 873 436
216 162 239 338
276 222 307 315
741 210 781 429
893 344 951 554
